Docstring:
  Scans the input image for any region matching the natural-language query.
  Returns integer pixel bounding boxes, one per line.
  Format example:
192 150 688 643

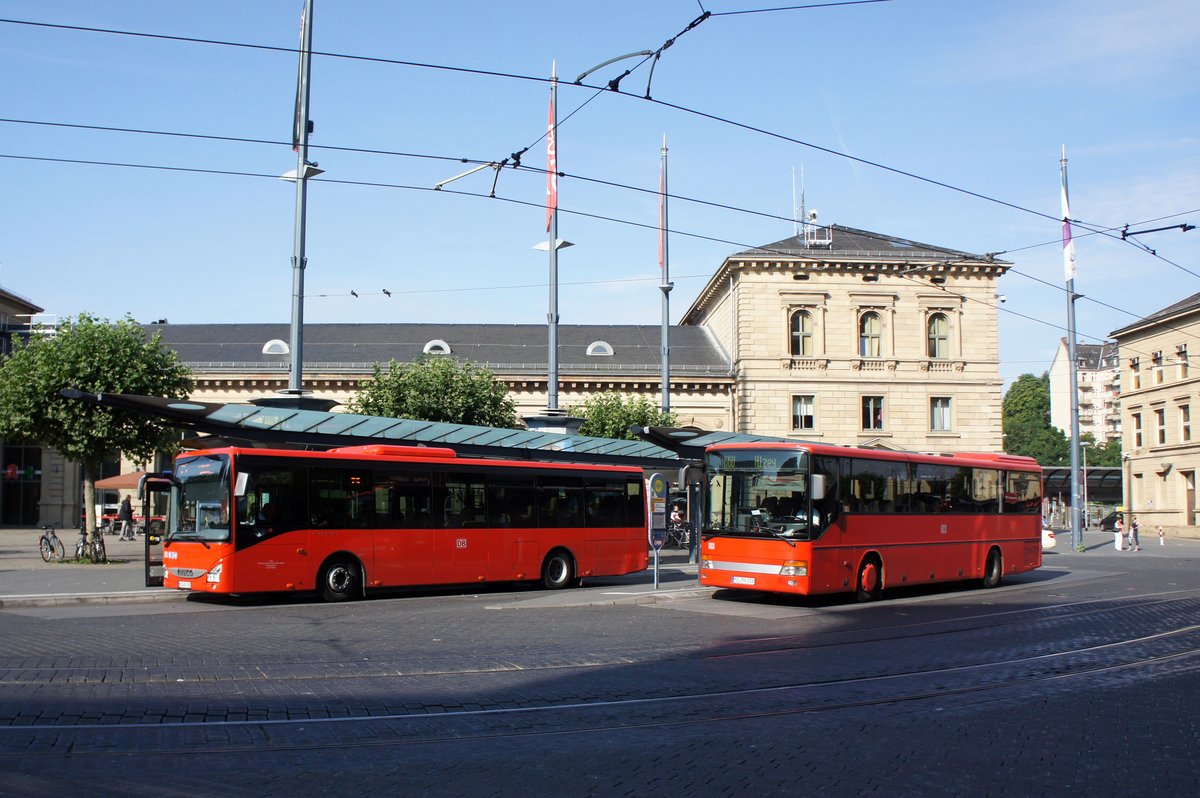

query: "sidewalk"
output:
0 527 703 609
0 527 178 609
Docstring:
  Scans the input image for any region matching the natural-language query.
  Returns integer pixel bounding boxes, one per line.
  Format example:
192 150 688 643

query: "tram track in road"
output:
2 617 1199 758
3 586 1196 688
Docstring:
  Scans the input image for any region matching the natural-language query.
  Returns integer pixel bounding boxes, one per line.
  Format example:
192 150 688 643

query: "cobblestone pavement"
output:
1 544 1198 795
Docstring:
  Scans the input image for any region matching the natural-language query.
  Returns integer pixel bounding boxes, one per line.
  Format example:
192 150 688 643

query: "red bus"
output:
160 444 648 601
699 443 1042 600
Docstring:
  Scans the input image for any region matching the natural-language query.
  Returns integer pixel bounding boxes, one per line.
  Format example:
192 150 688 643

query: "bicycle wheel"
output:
53 539 65 560
39 537 52 562
90 536 107 564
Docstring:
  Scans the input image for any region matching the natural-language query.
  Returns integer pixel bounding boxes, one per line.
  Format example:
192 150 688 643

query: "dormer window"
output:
261 339 289 355
586 341 614 357
423 339 451 355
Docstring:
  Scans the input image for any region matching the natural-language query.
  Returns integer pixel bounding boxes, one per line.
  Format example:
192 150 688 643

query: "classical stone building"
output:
1110 292 1200 536
1048 338 1120 444
16 222 1016 526
680 225 1007 451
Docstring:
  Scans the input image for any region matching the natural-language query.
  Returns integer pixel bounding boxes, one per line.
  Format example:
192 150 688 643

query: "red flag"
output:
545 91 557 232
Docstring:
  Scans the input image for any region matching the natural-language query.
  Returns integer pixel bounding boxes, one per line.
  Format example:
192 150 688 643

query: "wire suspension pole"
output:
1062 147 1083 551
660 133 672 414
288 0 315 394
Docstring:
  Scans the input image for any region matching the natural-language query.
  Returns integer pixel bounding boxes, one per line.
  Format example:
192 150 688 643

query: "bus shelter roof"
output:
62 390 742 471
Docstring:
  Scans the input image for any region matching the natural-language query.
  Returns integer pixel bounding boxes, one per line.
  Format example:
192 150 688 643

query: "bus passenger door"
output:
372 472 434 587
435 477 489 583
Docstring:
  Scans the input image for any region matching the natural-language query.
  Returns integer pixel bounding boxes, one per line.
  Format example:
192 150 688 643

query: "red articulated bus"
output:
161 444 647 601
699 442 1043 600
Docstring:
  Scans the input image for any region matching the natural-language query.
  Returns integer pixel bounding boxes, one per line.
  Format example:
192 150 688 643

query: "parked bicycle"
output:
38 525 67 562
665 522 691 550
74 528 107 564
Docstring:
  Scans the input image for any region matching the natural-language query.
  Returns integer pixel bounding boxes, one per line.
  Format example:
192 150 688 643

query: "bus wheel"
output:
982 548 1003 589
319 557 359 602
541 550 575 590
855 556 882 602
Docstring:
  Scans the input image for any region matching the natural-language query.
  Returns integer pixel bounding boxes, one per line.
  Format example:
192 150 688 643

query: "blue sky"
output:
1 0 1197 387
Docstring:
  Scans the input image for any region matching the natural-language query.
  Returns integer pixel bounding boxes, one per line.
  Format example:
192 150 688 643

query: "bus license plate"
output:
731 575 756 586
178 580 191 590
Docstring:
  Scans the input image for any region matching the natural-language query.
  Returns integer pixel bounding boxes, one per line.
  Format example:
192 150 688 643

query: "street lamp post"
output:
1081 441 1090 529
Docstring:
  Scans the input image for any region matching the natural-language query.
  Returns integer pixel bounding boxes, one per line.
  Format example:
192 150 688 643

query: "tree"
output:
0 314 193 539
347 355 518 428
1083 433 1123 468
571 392 677 440
1002 372 1069 465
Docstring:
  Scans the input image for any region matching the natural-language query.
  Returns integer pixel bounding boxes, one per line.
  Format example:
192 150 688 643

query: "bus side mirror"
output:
810 474 826 501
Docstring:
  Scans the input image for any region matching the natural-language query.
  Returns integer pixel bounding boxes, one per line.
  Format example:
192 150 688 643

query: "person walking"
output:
1129 515 1141 551
117 494 135 540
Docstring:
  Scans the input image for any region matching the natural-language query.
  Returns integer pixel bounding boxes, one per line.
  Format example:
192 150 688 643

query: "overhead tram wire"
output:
6 12 1188 272
8 115 1189 276
0 14 1120 237
1 148 1191 362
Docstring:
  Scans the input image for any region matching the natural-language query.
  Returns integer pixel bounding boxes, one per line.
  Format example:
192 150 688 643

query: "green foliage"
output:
570 392 677 440
1002 372 1069 465
1083 434 1123 467
0 314 193 535
347 355 518 428
0 314 193 465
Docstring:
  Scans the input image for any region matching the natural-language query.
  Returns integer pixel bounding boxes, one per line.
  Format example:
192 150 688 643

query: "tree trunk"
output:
82 460 98 545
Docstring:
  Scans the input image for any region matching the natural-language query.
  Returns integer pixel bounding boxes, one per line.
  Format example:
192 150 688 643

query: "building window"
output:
1156 408 1166 445
789 311 813 356
862 396 884 431
859 312 882 358
1182 404 1192 442
792 395 815 431
586 341 613 356
1179 345 1190 379
423 339 452 355
930 397 952 431
1133 413 1143 447
1130 358 1141 390
1152 351 1164 385
927 313 949 359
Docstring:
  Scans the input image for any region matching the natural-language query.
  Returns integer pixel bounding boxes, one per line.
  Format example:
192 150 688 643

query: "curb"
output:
0 589 190 610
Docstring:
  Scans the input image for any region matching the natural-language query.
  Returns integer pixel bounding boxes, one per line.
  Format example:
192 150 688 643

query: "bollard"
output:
1159 525 1165 546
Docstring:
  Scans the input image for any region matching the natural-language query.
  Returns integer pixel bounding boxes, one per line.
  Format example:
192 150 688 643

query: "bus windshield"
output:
168 454 232 543
707 448 816 541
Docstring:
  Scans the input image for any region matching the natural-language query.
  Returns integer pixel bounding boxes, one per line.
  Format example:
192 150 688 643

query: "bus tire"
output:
982 548 1003 589
541 549 575 590
319 556 360 602
855 555 882 602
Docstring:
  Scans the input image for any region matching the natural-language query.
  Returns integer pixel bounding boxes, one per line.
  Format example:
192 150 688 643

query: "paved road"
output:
1 532 1198 796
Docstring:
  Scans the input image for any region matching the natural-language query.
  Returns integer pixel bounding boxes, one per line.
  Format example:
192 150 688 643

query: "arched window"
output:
423 339 451 355
927 313 949 359
858 312 881 358
586 341 614 357
789 311 813 356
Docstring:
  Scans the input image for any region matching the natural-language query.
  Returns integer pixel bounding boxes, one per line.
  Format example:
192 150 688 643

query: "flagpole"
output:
288 0 315 394
659 134 672 414
1062 145 1083 551
546 61 560 413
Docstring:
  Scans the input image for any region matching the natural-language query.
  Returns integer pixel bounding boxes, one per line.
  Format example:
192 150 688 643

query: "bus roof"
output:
705 441 1042 471
182 446 646 474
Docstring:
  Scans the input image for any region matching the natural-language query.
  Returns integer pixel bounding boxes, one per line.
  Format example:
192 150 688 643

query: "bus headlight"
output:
779 560 808 577
206 564 223 584
701 560 712 570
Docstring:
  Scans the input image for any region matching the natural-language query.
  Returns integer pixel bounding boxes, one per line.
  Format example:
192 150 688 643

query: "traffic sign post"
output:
648 472 668 590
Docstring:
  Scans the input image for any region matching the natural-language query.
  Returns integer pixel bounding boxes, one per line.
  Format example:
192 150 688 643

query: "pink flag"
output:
1061 146 1076 281
545 92 557 232
658 147 666 270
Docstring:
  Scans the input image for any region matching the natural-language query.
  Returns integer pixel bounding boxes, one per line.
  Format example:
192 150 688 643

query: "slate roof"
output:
1064 338 1119 371
731 224 995 263
147 323 731 377
1110 291 1200 338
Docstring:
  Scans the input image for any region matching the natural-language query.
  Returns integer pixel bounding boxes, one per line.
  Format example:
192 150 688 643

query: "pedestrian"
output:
1115 517 1125 551
1129 515 1141 551
117 494 134 539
